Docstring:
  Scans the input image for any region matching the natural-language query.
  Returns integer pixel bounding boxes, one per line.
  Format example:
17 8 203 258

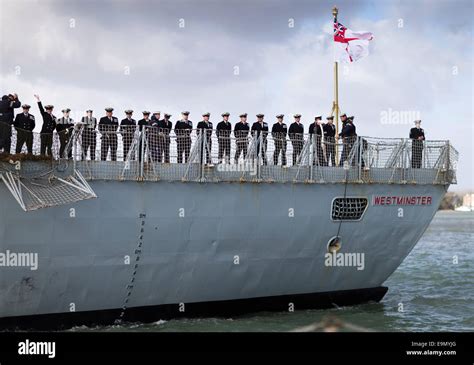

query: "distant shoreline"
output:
439 192 473 211
437 209 473 212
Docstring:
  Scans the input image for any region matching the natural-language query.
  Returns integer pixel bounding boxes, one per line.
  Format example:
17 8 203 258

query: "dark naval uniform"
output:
56 115 74 158
251 120 268 165
409 125 425 168
157 117 172 163
216 118 232 163
234 120 250 163
272 121 287 166
339 119 356 166
14 111 35 154
81 115 97 160
137 118 151 162
148 114 162 162
175 119 193 163
137 118 150 132
120 117 136 160
99 115 119 161
309 122 326 166
0 95 21 153
148 117 161 162
288 121 304 165
197 119 213 164
323 122 336 166
37 102 56 156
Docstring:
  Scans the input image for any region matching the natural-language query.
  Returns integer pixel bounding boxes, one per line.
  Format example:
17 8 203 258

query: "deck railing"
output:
0 123 458 185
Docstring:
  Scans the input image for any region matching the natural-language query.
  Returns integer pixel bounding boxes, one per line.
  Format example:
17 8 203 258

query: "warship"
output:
0 122 458 329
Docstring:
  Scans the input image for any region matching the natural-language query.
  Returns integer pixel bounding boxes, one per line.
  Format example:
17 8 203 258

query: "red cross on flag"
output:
334 21 374 63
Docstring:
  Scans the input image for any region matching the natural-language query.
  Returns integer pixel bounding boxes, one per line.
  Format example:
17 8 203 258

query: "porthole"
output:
327 236 342 253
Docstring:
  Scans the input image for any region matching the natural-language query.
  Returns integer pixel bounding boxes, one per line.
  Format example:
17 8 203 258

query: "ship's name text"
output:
372 195 432 206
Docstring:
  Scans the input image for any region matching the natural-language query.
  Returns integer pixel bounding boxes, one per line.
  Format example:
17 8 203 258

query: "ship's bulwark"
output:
0 181 446 328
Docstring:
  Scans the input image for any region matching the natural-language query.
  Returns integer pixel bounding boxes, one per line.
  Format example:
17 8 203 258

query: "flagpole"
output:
332 6 340 162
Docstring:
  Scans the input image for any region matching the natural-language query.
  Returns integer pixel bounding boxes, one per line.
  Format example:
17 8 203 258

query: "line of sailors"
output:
0 95 360 166
0 94 428 170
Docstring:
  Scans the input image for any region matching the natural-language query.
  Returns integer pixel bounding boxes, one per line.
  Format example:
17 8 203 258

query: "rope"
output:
117 213 147 323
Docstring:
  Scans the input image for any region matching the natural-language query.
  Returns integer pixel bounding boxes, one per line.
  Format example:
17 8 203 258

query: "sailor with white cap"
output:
175 111 193 163
272 114 287 166
197 112 213 165
13 104 35 154
251 114 268 165
234 113 249 163
99 107 119 161
323 115 336 166
148 111 162 162
34 94 56 157
137 111 151 162
157 113 173 163
80 109 97 160
120 110 136 160
409 119 425 168
289 114 304 166
338 114 356 167
56 107 74 158
216 112 232 164
309 116 326 166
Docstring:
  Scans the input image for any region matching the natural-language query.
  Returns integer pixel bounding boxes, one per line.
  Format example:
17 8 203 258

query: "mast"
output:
332 6 340 147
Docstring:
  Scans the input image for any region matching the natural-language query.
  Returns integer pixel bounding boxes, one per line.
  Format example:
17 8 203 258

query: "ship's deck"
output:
1 125 458 186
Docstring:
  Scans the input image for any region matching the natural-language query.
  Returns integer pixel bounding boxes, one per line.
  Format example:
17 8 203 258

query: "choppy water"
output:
75 211 474 332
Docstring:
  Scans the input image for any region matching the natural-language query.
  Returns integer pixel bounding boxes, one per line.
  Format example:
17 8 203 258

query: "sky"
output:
0 0 472 191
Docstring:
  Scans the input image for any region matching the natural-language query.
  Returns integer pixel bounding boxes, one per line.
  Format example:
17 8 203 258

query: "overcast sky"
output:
0 0 472 191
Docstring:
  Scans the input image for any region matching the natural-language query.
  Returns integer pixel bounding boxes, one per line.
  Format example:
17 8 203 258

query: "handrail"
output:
0 123 458 185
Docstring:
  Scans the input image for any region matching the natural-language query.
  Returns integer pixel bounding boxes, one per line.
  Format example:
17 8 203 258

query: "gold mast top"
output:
332 6 338 18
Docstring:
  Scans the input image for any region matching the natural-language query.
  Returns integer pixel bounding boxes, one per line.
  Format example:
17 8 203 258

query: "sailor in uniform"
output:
99 107 119 161
234 113 249 163
272 114 287 166
137 111 151 162
197 112 213 165
14 104 35 154
409 120 425 168
80 109 97 160
56 108 74 158
216 112 232 164
323 116 336 166
0 93 21 154
338 115 357 166
120 110 136 160
251 114 268 165
309 116 326 166
340 113 348 124
148 111 162 162
34 94 56 157
138 111 151 131
175 111 193 163
157 113 172 163
288 114 304 166
151 111 161 125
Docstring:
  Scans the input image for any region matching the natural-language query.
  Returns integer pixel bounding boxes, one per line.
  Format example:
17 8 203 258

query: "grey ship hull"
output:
0 180 446 328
